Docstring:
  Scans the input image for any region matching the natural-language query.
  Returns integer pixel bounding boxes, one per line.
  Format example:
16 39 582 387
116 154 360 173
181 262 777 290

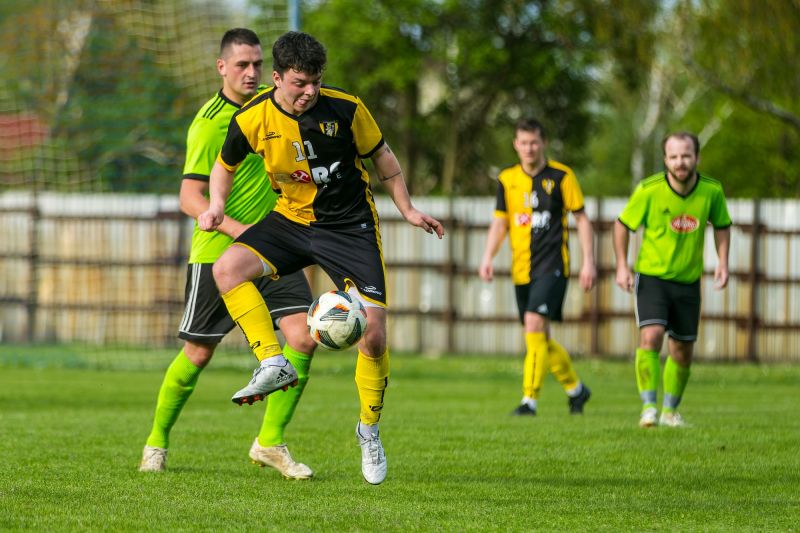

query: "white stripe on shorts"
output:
179 263 201 333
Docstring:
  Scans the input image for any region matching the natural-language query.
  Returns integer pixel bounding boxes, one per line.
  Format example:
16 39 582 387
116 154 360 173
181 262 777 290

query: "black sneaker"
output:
568 385 591 414
511 403 537 416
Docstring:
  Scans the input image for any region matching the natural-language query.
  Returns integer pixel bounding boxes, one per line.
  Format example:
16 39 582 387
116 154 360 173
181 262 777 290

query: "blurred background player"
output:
197 31 444 485
139 28 317 479
614 131 731 428
479 118 595 416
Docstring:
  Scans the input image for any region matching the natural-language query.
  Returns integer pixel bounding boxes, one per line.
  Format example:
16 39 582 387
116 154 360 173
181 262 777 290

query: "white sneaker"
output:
139 445 167 472
659 411 688 428
639 407 658 428
249 438 313 480
356 422 387 485
232 355 298 405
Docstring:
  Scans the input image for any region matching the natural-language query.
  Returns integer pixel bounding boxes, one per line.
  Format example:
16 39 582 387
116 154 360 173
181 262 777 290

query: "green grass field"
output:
1 348 798 531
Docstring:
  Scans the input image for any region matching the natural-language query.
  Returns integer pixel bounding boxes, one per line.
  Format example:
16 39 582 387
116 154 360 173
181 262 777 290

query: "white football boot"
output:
639 407 658 428
249 438 313 480
139 446 167 472
356 422 387 485
659 411 688 428
231 355 298 405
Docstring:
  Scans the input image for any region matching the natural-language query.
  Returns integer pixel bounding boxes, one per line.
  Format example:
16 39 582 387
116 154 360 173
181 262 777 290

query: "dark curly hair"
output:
272 31 326 76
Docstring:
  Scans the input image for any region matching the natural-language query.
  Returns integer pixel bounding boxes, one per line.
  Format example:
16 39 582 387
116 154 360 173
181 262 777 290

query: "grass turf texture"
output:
1 349 798 531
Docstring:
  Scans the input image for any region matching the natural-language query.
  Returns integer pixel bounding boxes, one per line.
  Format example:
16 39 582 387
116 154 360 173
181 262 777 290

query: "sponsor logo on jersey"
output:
320 121 339 137
515 213 531 226
542 178 555 195
290 169 312 183
670 214 699 233
531 211 552 232
262 131 281 141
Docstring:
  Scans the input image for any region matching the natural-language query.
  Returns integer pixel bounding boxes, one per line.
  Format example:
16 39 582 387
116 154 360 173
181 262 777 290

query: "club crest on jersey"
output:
320 121 339 137
542 178 555 195
290 169 311 183
670 214 699 233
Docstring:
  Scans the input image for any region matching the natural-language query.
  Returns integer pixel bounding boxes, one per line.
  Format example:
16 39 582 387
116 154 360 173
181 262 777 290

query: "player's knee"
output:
640 327 665 349
184 341 215 368
286 329 317 355
360 326 387 356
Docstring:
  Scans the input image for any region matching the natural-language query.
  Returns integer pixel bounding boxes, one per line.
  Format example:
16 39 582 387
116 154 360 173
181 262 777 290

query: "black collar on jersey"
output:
663 170 701 198
269 89 315 120
522 158 551 179
217 89 243 109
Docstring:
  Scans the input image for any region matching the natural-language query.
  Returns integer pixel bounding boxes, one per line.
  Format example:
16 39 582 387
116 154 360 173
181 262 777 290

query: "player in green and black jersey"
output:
479 118 596 417
140 29 316 479
614 131 731 428
198 31 444 485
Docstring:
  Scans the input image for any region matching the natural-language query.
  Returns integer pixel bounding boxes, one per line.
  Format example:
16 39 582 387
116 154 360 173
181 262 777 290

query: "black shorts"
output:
635 273 701 342
514 271 568 323
235 211 388 306
177 262 312 343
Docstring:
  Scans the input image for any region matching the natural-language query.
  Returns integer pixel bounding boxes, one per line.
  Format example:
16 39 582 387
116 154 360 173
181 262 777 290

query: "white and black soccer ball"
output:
307 290 368 350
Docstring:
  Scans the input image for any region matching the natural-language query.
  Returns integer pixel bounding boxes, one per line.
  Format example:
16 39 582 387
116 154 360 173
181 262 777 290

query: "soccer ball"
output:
307 290 368 350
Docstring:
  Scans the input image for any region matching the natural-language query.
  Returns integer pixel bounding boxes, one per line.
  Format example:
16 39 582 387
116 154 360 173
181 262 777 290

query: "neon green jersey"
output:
183 89 277 263
618 172 731 283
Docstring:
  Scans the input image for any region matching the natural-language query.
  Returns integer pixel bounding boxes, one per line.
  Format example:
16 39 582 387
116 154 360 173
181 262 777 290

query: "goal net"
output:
0 0 289 368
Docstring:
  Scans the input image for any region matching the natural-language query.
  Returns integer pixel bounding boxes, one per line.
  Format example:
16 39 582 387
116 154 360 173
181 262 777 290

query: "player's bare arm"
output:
180 179 249 239
573 210 597 292
479 217 508 282
713 226 731 289
197 161 235 232
371 144 445 239
613 219 634 292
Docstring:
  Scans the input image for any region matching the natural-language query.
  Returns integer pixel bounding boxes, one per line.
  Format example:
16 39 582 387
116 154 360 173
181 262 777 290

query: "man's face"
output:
663 137 699 183
512 129 546 169
218 43 263 103
273 68 322 115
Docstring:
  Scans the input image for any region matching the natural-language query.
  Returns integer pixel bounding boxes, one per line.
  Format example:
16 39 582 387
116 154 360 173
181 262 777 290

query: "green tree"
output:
259 0 598 196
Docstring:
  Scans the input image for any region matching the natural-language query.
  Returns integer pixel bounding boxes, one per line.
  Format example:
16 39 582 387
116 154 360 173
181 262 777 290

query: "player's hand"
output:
615 264 634 293
478 258 493 282
198 207 224 232
579 262 597 292
714 263 729 289
405 209 445 239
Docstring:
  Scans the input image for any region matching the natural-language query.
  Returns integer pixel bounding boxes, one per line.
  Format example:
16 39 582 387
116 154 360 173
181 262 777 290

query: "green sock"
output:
635 348 660 408
258 346 312 447
663 356 691 411
145 350 202 449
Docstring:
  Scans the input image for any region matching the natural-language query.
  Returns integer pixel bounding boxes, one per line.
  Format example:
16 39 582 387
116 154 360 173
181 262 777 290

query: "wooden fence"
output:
1 191 798 362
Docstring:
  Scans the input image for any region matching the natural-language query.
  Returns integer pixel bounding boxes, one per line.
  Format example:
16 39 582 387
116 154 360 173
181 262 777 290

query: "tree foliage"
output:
2 0 798 197
283 0 598 195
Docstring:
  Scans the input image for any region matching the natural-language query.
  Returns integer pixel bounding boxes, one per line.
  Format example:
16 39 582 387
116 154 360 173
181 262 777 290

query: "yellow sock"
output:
355 349 389 425
221 281 282 361
523 332 548 399
548 339 579 391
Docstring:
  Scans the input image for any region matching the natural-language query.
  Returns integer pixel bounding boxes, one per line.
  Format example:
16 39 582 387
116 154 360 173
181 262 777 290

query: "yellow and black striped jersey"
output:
217 86 384 228
493 160 585 284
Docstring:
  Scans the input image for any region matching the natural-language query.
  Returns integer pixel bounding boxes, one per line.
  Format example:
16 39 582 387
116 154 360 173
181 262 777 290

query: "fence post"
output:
26 192 40 342
445 201 456 353
746 198 760 363
590 197 602 355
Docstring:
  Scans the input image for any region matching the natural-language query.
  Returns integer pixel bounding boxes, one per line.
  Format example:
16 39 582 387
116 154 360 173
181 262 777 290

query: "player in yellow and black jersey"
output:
198 31 444 485
479 118 596 417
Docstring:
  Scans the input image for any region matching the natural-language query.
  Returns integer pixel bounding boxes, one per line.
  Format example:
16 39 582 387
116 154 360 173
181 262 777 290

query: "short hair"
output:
514 118 547 140
219 28 260 57
272 31 327 76
662 132 700 156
